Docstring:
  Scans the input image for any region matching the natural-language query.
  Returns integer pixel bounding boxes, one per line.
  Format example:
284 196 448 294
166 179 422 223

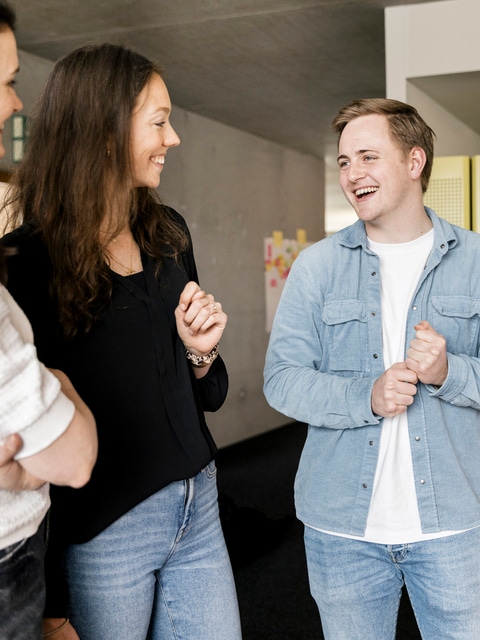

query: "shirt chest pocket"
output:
430 296 480 355
322 300 368 373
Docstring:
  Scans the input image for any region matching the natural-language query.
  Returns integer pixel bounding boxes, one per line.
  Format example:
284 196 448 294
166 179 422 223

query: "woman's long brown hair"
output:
7 43 188 338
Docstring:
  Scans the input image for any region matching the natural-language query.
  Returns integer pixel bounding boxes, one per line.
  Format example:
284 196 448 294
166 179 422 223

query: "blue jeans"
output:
64 462 242 640
304 526 480 640
0 519 46 640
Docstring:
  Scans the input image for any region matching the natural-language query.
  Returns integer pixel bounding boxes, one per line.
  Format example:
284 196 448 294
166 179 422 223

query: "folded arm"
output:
0 369 97 491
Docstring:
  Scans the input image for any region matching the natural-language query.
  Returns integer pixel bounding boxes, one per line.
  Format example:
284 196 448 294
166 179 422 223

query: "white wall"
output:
406 83 480 156
5 49 325 447
385 0 480 155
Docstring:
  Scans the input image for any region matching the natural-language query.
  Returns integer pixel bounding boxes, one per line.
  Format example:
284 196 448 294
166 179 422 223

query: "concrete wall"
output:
385 0 480 155
160 109 324 446
5 49 325 447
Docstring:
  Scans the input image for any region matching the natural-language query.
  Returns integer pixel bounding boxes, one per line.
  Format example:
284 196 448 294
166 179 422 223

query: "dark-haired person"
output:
264 98 480 639
0 6 97 639
3 42 241 640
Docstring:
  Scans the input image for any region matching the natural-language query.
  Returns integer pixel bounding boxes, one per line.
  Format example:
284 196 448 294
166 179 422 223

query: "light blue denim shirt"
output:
264 208 480 536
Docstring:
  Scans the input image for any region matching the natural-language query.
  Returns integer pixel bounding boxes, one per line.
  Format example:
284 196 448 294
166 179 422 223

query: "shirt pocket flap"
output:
322 300 367 373
430 296 480 355
431 296 480 319
322 300 366 325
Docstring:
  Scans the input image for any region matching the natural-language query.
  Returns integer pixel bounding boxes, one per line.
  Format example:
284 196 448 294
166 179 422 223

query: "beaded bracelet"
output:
185 344 219 367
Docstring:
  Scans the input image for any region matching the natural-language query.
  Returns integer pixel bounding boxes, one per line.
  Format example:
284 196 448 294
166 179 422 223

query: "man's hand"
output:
405 320 448 386
372 361 418 418
0 434 44 491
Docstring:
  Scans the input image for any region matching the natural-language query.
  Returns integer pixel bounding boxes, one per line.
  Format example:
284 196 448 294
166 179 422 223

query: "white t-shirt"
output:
364 231 433 543
0 284 75 549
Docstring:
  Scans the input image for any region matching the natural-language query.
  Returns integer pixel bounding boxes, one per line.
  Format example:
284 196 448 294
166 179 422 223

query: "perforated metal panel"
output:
423 156 471 229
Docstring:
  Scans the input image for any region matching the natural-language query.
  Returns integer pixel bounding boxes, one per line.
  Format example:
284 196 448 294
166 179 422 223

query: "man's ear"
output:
410 146 427 181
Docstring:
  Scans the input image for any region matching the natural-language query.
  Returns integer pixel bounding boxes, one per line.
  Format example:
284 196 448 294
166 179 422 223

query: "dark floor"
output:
216 422 422 640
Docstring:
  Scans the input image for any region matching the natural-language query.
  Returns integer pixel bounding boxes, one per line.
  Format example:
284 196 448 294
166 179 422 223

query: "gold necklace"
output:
108 253 136 275
106 240 136 275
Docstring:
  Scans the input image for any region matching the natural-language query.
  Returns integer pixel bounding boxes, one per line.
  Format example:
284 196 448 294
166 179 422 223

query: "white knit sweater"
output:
0 285 74 549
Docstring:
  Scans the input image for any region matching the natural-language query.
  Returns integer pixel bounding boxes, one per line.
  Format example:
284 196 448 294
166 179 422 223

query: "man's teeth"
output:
355 186 378 197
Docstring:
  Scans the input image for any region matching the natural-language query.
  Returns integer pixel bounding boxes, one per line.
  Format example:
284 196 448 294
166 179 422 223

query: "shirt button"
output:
415 436 420 441
362 483 368 489
373 353 378 359
371 312 376 317
420 479 426 485
412 305 417 311
369 441 374 446
371 271 377 277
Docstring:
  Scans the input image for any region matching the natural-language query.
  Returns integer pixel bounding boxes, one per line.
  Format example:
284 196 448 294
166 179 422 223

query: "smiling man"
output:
264 98 480 639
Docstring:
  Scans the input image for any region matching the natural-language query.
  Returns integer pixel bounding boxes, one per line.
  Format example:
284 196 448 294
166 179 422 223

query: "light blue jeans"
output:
64 462 242 640
304 526 480 640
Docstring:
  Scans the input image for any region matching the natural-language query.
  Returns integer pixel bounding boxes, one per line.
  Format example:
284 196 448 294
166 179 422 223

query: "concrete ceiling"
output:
15 0 449 161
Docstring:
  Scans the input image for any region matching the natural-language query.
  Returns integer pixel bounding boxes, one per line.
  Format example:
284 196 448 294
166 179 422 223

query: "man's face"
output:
0 27 22 158
337 113 419 239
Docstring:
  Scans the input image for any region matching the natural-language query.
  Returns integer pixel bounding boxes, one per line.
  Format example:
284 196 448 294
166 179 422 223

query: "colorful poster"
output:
264 230 312 332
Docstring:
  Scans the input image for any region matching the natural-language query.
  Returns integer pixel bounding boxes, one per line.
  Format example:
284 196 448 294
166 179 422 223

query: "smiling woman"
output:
2 42 241 640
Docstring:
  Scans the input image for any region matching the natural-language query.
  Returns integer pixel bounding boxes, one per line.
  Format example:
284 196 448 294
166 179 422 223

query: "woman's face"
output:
0 28 22 158
129 73 180 189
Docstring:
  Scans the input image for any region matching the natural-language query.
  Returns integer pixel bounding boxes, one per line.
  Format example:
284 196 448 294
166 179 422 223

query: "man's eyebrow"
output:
337 148 377 162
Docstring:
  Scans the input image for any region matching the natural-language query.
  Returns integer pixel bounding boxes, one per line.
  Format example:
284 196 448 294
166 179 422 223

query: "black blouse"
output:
3 209 228 544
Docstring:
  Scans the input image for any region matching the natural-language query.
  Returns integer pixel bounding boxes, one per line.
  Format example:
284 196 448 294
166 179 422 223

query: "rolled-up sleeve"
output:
0 287 74 458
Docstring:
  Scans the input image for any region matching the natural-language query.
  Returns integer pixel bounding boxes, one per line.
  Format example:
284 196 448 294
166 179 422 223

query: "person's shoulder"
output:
444 221 480 247
298 229 351 262
2 224 48 275
2 222 41 249
162 205 188 230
